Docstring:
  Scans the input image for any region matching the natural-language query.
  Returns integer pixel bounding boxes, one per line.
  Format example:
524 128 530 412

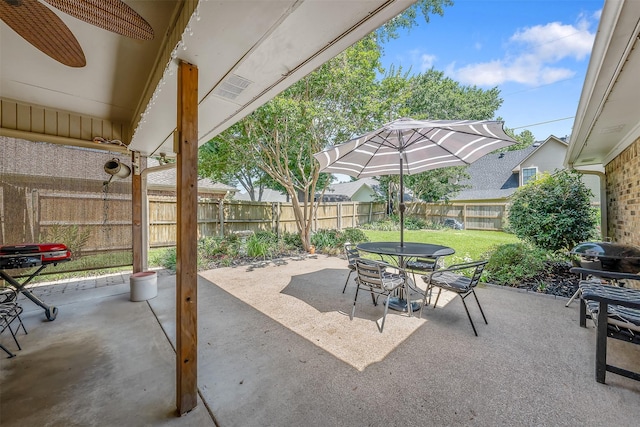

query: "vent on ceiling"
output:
213 74 253 100
599 124 625 134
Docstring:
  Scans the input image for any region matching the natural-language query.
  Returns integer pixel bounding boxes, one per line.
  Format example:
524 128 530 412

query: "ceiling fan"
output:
0 0 154 67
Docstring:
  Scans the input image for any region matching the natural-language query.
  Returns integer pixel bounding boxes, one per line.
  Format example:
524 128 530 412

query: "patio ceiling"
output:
566 0 640 169
1 0 415 157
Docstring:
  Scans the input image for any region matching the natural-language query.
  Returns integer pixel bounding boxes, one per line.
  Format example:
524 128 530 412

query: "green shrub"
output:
403 216 427 230
340 227 369 245
156 247 177 271
508 170 598 252
484 243 548 286
311 229 341 251
361 214 433 231
282 231 304 250
246 231 279 258
361 219 399 231
198 235 240 258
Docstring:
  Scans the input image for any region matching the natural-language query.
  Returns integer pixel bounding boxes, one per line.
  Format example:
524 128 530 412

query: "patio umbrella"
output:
313 117 517 246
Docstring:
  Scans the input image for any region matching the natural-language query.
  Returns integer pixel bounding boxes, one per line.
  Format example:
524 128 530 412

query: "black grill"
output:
569 242 640 273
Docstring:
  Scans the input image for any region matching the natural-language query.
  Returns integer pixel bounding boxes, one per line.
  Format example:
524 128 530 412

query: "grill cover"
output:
570 242 640 273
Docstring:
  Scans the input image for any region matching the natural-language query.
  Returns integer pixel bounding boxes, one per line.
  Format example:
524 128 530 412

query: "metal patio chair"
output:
1 288 28 358
421 260 488 336
405 256 441 285
342 243 361 293
351 258 406 332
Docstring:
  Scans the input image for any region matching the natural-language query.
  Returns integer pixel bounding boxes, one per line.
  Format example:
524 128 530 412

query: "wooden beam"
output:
175 60 198 415
131 152 143 273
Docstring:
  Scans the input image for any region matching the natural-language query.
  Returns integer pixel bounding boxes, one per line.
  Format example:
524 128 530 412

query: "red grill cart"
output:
0 243 72 320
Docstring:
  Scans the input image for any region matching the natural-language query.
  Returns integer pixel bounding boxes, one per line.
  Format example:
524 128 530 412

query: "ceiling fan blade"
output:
43 0 154 40
0 0 86 67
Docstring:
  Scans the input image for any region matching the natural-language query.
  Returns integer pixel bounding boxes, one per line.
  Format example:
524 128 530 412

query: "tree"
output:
499 122 535 151
234 37 383 249
377 165 470 209
376 68 501 210
406 69 502 120
507 170 597 252
199 131 270 201
199 1 454 249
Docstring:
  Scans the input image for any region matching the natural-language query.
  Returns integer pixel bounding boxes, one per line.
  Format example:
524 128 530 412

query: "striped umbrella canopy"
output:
313 117 516 245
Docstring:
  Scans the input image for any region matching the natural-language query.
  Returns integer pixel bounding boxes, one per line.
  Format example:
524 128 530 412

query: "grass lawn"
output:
362 229 521 265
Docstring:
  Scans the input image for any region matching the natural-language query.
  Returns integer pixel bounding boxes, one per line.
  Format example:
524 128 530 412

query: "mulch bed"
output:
514 261 581 298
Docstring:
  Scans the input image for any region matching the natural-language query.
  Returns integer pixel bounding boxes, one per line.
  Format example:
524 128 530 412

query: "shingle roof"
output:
326 177 381 198
452 146 537 201
234 188 290 202
146 158 237 193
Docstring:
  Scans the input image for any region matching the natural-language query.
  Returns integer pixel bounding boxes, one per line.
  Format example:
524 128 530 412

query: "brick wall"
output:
605 136 640 245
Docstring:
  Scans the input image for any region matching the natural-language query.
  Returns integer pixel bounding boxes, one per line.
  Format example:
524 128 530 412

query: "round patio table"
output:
356 242 455 313
356 242 455 263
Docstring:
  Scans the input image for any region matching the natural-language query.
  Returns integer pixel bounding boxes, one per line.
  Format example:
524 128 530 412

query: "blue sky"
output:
380 0 603 141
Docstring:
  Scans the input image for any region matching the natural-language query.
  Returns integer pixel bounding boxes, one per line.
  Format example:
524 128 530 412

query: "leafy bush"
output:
155 247 177 271
508 170 598 252
311 229 341 251
198 235 240 258
403 216 427 230
246 231 279 258
483 243 548 286
361 219 399 231
310 228 369 253
361 215 436 231
282 231 304 250
340 228 369 245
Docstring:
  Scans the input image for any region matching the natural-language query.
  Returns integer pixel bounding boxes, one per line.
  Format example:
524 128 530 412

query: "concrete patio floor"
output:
2 254 640 426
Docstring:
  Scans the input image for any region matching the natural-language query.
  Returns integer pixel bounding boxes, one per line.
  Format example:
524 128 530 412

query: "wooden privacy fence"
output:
148 198 508 247
407 202 508 231
0 187 510 251
148 197 389 247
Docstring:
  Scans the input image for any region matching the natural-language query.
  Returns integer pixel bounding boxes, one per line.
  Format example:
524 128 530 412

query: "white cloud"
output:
419 53 437 72
511 20 594 61
408 49 436 72
450 16 596 87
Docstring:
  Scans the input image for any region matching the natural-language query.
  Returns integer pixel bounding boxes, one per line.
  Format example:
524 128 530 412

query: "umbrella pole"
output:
399 156 404 247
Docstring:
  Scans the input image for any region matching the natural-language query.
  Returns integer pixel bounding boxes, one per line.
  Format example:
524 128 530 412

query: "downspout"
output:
141 162 177 271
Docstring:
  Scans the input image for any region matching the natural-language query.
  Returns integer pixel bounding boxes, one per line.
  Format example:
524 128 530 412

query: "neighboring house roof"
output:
234 188 290 202
323 177 381 201
452 136 579 202
512 136 568 173
146 158 237 195
452 146 537 201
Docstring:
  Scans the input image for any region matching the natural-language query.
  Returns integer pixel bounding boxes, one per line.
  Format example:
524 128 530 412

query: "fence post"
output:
337 203 342 230
31 189 40 242
275 202 281 236
218 199 224 236
352 202 356 227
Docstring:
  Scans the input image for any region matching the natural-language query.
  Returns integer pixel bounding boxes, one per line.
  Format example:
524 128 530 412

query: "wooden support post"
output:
176 60 198 415
132 151 143 273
